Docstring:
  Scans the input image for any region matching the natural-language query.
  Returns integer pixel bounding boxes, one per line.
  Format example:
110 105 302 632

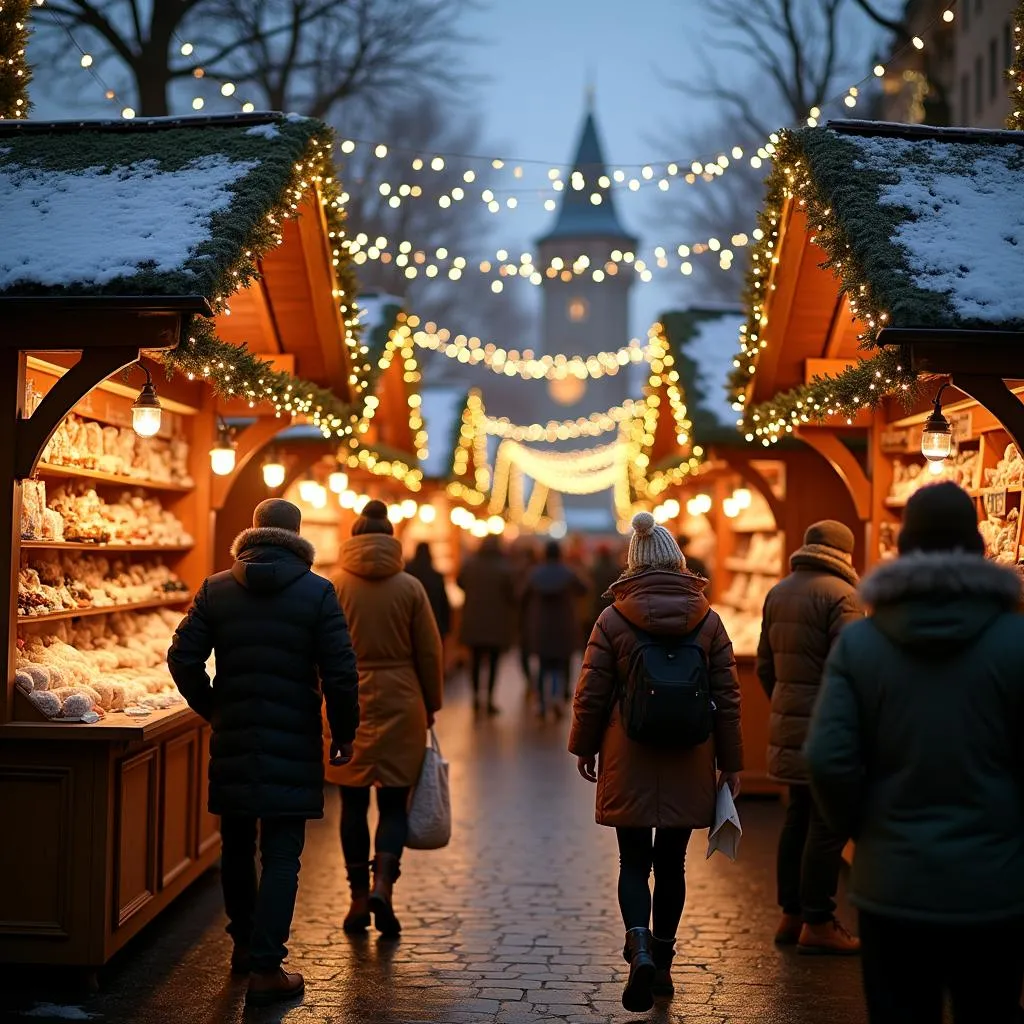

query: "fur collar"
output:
861 551 1022 608
231 527 315 566
790 544 859 586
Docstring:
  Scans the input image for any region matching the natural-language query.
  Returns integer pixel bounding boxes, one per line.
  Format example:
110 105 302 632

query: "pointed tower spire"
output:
537 103 636 246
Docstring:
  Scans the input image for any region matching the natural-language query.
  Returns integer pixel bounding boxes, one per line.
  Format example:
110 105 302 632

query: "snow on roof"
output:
0 113 327 301
801 123 1024 333
419 386 466 478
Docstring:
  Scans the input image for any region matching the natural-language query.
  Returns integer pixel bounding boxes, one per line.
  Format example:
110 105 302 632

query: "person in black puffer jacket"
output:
757 520 863 955
168 498 358 1006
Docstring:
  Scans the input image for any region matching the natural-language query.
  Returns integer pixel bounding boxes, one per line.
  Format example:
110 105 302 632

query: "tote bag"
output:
406 728 451 850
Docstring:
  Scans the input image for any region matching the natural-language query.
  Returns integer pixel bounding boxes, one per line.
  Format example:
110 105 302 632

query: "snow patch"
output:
686 312 745 429
0 154 259 291
849 136 1024 323
245 123 280 139
21 1005 97 1020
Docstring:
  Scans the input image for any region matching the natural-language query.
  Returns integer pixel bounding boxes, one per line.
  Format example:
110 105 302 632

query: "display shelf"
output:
0 702 197 742
724 557 782 575
20 541 193 553
17 594 190 625
35 463 192 493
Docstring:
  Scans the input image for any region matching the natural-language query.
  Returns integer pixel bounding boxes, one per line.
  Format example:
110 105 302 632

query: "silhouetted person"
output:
677 534 709 582
405 541 451 639
589 542 622 626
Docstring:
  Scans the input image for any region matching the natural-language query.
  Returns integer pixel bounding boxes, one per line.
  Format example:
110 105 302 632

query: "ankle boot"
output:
621 927 656 1013
246 967 304 1006
343 862 371 934
368 852 402 937
651 937 676 998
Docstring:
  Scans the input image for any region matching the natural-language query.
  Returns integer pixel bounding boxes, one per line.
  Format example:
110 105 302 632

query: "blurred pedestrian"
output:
405 541 451 640
458 535 516 715
756 521 862 954
331 500 444 938
588 542 621 628
807 483 1024 1024
523 539 587 719
677 534 709 582
511 539 540 697
570 512 743 1013
168 499 359 1006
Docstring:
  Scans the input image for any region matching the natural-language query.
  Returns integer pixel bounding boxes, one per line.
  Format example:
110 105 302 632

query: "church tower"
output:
536 102 638 414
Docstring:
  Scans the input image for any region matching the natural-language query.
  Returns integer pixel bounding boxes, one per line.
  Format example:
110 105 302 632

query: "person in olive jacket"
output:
807 483 1024 1024
570 512 742 1013
167 499 359 1007
757 520 863 954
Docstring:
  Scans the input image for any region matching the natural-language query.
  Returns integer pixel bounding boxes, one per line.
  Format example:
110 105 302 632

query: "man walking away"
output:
757 520 862 954
808 483 1024 1024
168 499 359 1006
405 541 451 641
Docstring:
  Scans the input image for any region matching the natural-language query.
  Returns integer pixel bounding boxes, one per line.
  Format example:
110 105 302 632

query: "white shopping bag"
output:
706 784 742 861
406 728 451 850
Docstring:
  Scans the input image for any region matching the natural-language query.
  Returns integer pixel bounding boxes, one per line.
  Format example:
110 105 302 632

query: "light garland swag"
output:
1009 0 1024 129
0 0 31 119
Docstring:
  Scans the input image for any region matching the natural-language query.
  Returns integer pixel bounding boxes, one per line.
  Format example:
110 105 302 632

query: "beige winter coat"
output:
326 534 444 788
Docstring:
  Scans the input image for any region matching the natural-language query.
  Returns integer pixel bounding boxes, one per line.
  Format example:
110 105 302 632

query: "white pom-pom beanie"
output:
627 511 685 573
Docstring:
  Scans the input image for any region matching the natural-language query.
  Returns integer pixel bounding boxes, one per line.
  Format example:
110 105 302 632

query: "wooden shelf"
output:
17 595 190 625
969 486 1024 498
0 703 199 742
35 463 192 493
725 558 782 575
21 541 193 553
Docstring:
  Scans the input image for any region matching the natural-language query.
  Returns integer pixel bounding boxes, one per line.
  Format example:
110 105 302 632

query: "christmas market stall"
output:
736 120 1024 570
0 111 362 972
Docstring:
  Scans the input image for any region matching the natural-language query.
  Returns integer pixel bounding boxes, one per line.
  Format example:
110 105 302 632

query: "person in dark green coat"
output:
806 482 1024 1024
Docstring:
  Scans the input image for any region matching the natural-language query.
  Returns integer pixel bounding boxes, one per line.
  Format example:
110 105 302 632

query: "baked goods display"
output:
15 608 187 720
21 479 193 547
982 444 1023 490
726 532 783 574
716 606 763 658
19 552 188 618
979 507 1020 564
887 450 978 506
40 412 193 486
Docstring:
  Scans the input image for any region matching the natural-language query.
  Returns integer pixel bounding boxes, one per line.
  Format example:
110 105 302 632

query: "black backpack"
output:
613 609 714 749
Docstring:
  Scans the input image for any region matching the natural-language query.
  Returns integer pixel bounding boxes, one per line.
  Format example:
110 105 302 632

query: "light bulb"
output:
262 457 286 489
470 520 489 538
328 470 349 493
298 477 320 504
387 504 404 524
927 459 947 476
310 484 327 509
663 498 681 518
131 367 162 437
339 490 357 509
921 385 953 463
418 504 437 524
723 497 740 519
210 445 236 476
401 499 417 519
732 488 752 510
487 515 505 535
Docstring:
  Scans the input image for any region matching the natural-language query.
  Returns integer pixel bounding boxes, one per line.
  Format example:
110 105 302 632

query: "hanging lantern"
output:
298 476 321 504
328 468 349 493
921 382 952 463
131 363 162 438
262 451 286 490
209 420 236 476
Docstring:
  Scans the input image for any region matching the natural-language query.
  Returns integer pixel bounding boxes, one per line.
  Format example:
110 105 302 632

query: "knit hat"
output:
898 481 984 555
627 511 685 573
804 520 855 555
252 498 301 533
352 498 394 536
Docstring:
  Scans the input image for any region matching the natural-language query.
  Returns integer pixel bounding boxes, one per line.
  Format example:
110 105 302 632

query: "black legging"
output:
615 827 692 937
339 786 411 863
470 645 501 702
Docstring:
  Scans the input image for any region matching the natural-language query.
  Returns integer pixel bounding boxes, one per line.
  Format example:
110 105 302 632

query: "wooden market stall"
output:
0 112 359 973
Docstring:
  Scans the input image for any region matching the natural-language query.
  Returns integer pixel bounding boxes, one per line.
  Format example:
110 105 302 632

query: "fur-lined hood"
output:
862 551 1022 653
790 543 859 586
230 527 315 594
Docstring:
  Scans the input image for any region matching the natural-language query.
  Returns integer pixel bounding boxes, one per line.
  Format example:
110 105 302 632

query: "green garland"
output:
0 0 31 120
1009 0 1024 129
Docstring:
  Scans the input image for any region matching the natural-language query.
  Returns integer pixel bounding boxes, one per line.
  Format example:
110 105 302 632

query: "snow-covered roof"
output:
0 113 327 302
662 308 745 439
419 386 466 478
801 121 1024 333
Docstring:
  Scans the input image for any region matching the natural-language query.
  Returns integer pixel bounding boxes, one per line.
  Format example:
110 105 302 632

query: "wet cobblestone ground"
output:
1 665 866 1024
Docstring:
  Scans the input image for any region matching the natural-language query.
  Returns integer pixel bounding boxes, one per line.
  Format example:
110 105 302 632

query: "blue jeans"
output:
537 658 569 712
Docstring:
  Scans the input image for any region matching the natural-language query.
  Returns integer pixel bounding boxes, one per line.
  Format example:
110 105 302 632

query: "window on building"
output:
976 55 984 115
961 73 970 124
567 297 588 323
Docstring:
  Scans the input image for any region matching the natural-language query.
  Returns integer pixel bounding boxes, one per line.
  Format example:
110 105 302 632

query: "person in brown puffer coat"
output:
757 520 863 955
330 500 444 939
570 512 743 1014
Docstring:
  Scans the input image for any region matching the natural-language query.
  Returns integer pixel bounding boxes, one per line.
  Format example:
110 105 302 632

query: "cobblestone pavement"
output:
1 664 866 1024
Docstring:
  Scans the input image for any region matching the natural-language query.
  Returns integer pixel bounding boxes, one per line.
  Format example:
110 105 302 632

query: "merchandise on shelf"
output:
20 480 194 546
733 532 783 573
983 444 1023 490
878 521 900 562
18 553 188 617
716 606 762 658
979 507 1019 565
887 450 978 506
14 608 187 720
40 412 193 486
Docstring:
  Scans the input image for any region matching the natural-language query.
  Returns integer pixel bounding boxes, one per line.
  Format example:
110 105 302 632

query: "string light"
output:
482 401 642 441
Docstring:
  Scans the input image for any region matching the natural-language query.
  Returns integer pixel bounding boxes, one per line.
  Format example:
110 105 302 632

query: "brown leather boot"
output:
368 853 402 938
651 937 675 998
343 863 371 934
774 913 803 946
797 918 861 956
246 967 305 1005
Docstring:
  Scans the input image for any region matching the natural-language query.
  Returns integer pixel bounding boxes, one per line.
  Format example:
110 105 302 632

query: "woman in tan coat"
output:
569 512 743 1013
330 500 444 938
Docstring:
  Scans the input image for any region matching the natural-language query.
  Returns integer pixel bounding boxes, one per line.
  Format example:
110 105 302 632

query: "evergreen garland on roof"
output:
0 0 31 120
1009 1 1023 129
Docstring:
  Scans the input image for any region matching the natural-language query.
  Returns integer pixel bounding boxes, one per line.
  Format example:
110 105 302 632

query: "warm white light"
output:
387 504 403 524
927 459 947 476
731 488 752 510
691 493 713 515
470 520 489 538
121 107 136 119
221 82 236 96
310 484 328 509
132 405 162 438
242 102 255 113
328 470 349 493
418 504 437 524
180 42 194 56
942 8 954 21
401 499 417 519
355 495 370 513
912 36 924 49
262 459 286 489
874 64 885 77
298 478 321 503
487 515 505 535
549 521 567 539
723 497 741 519
921 429 952 462
192 97 204 110
80 54 93 67
653 505 670 524
663 498 681 519
339 490 357 509
210 445 236 476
